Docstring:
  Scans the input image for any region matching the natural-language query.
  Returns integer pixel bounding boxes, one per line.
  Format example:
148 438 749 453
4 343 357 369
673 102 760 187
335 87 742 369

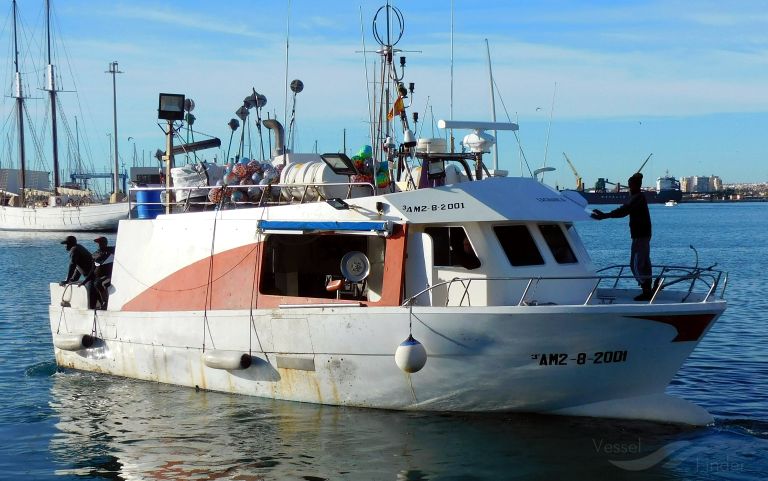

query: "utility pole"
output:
106 61 122 202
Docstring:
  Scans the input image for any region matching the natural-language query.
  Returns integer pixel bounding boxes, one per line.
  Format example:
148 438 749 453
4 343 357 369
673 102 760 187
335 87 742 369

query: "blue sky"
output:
2 0 767 187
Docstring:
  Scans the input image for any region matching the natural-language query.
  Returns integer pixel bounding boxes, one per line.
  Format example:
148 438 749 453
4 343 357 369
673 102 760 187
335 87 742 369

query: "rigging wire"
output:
492 75 533 177
22 102 46 168
47 0 108 179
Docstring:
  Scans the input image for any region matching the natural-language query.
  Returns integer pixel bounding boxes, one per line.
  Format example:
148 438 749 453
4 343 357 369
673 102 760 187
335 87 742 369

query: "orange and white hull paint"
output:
48 177 727 424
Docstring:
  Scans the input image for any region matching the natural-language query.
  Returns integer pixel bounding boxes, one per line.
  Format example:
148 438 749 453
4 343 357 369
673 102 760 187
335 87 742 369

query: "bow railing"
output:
402 265 727 308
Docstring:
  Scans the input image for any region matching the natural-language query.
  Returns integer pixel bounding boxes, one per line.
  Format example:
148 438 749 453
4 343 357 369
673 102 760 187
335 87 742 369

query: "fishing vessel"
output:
48 5 726 425
0 0 126 231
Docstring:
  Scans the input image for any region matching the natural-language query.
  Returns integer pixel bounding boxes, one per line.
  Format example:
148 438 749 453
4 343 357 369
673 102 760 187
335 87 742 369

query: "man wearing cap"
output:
92 237 115 308
590 172 654 301
59 236 97 308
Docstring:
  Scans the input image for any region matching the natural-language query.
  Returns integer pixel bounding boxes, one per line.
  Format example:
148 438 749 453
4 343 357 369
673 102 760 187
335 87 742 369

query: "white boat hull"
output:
46 177 728 424
0 202 127 231
49 294 724 424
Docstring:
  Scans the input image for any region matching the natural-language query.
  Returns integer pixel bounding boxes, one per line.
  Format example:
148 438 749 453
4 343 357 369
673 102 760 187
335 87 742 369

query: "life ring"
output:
54 197 62 206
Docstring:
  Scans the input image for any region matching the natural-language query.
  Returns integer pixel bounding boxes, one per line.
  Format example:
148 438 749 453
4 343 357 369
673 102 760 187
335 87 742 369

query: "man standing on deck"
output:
59 235 96 309
590 172 654 301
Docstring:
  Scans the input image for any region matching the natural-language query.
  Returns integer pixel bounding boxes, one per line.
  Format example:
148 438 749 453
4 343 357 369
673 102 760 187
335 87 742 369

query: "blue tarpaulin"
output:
258 220 392 234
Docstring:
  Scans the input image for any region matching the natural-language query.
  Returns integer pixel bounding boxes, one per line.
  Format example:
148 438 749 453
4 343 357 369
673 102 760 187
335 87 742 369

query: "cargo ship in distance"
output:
559 153 683 205
573 174 683 205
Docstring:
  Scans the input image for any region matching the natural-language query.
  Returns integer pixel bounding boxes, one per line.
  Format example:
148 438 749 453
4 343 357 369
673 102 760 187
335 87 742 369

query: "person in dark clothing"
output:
591 172 654 301
59 235 97 308
92 236 115 309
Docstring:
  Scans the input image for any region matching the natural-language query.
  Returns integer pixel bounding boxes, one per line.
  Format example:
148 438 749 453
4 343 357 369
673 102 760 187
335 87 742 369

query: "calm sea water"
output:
0 203 766 480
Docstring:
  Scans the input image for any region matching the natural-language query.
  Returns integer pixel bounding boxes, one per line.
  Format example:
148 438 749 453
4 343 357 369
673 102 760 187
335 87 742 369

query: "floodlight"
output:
427 159 446 179
321 153 358 176
158 93 185 121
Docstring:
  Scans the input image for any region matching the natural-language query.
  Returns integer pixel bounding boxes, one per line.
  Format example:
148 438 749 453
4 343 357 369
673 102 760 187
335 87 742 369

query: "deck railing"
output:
127 181 376 218
402 265 727 307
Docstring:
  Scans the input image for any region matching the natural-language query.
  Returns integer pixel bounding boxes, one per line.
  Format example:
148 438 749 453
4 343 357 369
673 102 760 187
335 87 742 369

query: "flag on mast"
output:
387 96 404 121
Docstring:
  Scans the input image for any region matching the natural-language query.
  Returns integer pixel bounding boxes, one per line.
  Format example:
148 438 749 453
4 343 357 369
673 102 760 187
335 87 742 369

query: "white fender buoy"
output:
53 334 95 351
202 350 252 370
395 335 427 373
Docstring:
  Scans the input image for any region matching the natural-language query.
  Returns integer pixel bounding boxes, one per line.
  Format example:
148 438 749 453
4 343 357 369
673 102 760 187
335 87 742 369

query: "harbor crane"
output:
562 152 583 191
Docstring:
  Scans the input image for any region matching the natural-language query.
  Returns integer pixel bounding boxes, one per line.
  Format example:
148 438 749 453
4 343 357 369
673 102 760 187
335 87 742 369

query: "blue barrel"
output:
136 190 163 219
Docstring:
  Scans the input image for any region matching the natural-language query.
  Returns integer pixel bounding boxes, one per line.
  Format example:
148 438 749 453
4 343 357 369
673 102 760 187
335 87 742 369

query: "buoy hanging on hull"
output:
202 350 252 370
395 335 427 373
53 334 95 351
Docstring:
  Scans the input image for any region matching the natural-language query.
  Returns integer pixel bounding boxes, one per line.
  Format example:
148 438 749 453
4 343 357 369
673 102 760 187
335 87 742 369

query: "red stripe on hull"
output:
122 225 407 311
629 313 717 342
122 243 261 311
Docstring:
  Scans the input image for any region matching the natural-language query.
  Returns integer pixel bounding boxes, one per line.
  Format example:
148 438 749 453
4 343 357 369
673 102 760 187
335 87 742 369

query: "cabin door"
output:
404 233 433 306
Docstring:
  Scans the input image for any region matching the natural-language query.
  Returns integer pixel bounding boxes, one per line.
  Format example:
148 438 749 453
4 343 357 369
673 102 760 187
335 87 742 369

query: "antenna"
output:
283 0 291 133
450 0 455 153
542 81 557 180
485 39 498 170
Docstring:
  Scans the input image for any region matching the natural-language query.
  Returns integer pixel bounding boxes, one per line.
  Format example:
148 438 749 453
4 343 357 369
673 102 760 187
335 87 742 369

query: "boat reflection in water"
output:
49 370 697 480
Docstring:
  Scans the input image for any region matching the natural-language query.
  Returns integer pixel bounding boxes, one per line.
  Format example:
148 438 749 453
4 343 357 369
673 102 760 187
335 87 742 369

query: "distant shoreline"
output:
681 198 767 203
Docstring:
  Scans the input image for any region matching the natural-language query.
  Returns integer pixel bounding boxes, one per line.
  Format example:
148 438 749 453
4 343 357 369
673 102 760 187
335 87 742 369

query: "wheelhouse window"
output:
424 226 480 269
539 224 577 264
259 233 385 299
494 225 544 266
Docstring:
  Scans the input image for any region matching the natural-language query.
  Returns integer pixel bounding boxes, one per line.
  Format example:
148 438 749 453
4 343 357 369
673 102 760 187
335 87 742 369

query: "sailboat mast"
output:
75 116 81 174
45 0 60 191
12 0 26 203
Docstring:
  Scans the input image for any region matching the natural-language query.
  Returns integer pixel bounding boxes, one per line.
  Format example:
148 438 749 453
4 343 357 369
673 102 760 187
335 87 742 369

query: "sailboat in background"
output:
0 0 126 231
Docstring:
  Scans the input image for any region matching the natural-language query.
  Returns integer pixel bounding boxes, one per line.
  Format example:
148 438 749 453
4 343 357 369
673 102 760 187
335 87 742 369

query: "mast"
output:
12 0 27 204
45 0 60 191
372 2 408 189
75 116 81 175
449 0 454 152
